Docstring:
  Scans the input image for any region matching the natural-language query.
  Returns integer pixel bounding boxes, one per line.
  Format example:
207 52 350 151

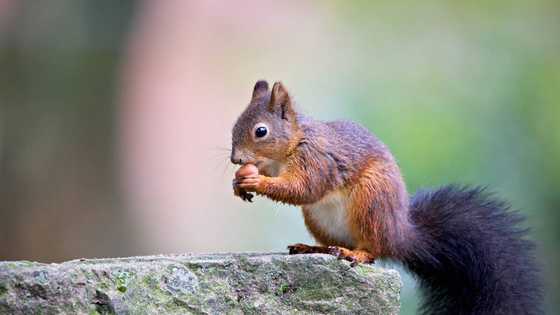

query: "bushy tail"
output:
402 185 542 315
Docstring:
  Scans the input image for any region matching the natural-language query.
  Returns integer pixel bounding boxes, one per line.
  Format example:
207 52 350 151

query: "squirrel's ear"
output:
269 82 295 121
252 80 269 99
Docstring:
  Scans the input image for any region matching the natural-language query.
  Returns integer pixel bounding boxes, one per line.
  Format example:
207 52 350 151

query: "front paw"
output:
235 175 263 192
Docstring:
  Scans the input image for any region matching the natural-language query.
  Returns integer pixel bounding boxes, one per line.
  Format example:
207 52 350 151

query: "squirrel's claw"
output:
327 246 345 259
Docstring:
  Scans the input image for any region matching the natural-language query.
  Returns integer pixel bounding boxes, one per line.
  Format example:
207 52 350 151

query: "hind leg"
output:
288 243 376 267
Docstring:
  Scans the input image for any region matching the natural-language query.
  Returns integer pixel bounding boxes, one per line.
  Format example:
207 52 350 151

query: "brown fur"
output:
232 80 412 263
347 158 410 257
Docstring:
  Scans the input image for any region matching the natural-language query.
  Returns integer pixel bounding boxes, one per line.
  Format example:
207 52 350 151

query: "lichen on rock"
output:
0 253 401 314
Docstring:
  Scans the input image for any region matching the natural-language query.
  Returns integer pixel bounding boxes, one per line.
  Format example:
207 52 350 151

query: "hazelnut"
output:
236 163 259 178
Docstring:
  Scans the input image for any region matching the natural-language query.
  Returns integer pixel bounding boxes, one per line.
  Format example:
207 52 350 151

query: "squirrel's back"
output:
312 118 390 158
299 117 397 175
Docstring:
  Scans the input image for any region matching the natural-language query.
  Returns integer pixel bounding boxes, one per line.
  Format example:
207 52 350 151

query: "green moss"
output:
137 274 180 309
237 256 258 273
114 271 134 294
0 283 7 297
142 275 158 289
275 283 290 296
354 264 375 277
294 287 336 301
239 301 260 314
0 304 11 314
96 282 110 291
223 295 237 308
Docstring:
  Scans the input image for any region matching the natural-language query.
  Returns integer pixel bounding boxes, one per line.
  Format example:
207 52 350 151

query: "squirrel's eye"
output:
253 123 269 140
255 126 268 138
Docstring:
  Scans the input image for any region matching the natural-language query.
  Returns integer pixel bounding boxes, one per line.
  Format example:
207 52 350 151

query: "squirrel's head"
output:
231 80 300 170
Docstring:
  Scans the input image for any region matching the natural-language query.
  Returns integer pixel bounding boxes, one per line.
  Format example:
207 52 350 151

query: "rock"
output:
0 253 401 314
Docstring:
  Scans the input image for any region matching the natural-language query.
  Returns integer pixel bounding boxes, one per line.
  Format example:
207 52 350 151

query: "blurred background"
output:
0 1 558 313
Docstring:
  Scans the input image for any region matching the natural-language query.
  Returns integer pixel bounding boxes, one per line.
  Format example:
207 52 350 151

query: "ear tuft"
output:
269 82 295 121
252 80 269 99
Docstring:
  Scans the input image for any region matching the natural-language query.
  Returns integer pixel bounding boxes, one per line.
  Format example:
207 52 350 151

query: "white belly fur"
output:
306 190 355 247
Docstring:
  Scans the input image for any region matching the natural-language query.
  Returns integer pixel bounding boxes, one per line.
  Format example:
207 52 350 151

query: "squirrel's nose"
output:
230 149 244 165
231 157 244 165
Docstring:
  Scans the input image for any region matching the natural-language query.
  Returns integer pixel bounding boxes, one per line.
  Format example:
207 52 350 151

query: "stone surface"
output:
0 252 401 314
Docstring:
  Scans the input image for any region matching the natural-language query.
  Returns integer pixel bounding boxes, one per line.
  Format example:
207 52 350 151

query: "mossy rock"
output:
0 253 401 314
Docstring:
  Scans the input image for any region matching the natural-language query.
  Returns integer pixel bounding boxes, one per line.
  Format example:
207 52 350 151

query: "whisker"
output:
211 146 232 152
205 146 236 178
222 159 235 176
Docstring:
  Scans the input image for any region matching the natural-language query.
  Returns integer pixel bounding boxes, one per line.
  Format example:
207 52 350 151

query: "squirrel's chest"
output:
303 190 355 247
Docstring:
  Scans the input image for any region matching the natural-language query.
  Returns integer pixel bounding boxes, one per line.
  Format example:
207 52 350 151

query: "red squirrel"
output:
231 80 542 314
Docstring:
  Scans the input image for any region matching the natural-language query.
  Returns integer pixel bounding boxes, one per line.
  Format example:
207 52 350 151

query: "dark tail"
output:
401 185 542 315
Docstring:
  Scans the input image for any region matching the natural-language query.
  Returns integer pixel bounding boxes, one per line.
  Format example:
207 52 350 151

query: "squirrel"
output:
231 80 542 314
